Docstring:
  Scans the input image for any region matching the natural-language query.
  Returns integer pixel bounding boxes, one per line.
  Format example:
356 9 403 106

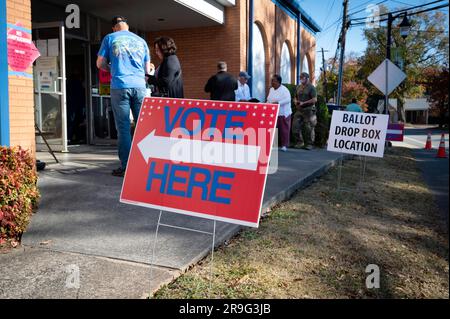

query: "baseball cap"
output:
239 71 251 79
300 72 310 79
112 16 128 27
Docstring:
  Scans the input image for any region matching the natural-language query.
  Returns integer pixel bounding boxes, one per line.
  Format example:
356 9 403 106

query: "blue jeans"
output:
110 88 147 169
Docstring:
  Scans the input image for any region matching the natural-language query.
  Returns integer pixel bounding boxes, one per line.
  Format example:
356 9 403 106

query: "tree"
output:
316 52 363 104
358 6 448 121
424 67 449 127
341 81 369 110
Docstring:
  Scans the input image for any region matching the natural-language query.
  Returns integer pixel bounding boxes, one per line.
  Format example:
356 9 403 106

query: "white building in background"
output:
389 98 432 124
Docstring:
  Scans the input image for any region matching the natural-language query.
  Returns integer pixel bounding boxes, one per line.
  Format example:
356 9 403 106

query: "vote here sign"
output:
120 98 279 228
327 111 389 158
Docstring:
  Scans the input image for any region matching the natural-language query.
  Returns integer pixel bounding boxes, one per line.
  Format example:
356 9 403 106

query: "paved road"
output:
394 126 449 150
393 126 449 224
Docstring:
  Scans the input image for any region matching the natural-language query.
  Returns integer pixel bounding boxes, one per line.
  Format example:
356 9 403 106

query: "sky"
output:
299 0 450 78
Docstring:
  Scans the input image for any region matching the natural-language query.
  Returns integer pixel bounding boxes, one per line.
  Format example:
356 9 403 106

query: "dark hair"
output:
111 16 127 27
272 74 282 84
351 98 357 103
217 61 227 71
154 37 177 57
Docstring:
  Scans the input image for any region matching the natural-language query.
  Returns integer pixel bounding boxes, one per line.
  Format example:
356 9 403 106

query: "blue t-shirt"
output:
346 103 363 113
98 30 150 89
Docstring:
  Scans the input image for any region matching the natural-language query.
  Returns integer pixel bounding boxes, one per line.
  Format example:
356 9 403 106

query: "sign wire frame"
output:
148 210 218 298
337 154 368 192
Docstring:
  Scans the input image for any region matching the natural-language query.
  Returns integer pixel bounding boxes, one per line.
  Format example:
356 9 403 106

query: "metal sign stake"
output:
148 211 219 299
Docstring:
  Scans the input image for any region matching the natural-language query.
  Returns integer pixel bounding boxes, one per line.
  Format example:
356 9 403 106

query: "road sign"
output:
121 98 279 228
368 59 406 95
327 111 389 158
386 123 404 141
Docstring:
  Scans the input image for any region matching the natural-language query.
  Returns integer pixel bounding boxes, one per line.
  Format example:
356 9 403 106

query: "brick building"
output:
0 0 320 154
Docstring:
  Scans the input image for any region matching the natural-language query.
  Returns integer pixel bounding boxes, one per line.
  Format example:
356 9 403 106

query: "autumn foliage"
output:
0 146 40 243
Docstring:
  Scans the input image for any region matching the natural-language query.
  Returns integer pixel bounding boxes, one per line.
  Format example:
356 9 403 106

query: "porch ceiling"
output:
44 0 224 31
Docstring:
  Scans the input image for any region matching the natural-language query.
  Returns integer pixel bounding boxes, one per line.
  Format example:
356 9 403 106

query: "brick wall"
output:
147 1 245 100
147 0 317 100
6 0 35 154
254 0 317 90
275 6 298 83
301 28 317 82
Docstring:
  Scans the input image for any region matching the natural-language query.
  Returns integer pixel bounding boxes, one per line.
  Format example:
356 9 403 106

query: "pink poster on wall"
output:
7 23 40 73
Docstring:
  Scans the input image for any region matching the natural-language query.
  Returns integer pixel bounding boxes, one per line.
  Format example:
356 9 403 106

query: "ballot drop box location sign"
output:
327 111 389 158
121 98 279 228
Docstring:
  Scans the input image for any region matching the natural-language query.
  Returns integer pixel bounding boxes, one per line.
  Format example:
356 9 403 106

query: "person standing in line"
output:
147 36 184 98
292 72 317 150
97 16 152 177
346 98 364 112
267 74 292 152
235 71 251 102
204 61 238 101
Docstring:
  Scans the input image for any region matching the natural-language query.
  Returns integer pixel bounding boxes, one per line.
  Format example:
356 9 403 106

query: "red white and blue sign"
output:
386 123 404 142
120 98 279 228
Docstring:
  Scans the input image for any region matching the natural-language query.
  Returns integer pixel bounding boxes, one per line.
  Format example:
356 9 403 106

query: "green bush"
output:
0 146 40 243
283 84 330 148
315 95 331 148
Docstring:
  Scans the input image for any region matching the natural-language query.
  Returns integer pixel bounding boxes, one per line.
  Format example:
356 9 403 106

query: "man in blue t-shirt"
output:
97 16 151 176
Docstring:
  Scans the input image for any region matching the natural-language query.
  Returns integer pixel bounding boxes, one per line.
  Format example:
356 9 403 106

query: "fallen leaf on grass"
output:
230 275 250 288
39 240 52 246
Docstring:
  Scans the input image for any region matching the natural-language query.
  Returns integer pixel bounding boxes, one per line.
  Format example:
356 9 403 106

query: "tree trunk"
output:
397 97 406 123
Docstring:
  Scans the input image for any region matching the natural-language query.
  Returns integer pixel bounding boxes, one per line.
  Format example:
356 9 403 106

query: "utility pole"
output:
336 0 349 107
384 12 393 117
321 48 329 102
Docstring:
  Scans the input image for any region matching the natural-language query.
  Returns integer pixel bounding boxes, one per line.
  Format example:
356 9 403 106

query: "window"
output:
301 56 309 75
280 42 292 84
252 23 266 102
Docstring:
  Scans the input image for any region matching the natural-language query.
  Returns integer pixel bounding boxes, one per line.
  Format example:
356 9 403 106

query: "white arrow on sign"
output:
368 59 406 95
137 130 261 171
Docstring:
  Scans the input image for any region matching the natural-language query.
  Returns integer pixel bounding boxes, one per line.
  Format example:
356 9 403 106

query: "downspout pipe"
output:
0 0 10 146
296 11 301 85
247 0 254 93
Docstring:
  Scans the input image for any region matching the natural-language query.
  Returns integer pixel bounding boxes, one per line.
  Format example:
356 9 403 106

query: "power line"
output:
390 0 415 6
321 0 337 30
321 16 343 33
348 0 388 16
348 0 374 13
350 2 449 26
351 0 446 21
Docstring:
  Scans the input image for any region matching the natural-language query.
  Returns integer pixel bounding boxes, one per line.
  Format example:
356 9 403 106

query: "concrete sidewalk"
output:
1 146 343 299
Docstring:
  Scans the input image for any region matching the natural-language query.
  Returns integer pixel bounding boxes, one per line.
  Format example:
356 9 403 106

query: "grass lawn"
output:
154 147 449 299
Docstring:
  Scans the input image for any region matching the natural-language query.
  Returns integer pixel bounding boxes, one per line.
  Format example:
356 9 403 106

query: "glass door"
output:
89 42 117 145
33 22 68 152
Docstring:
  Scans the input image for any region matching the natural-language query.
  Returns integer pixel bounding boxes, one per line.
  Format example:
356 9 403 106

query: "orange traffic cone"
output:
424 132 432 150
436 134 447 158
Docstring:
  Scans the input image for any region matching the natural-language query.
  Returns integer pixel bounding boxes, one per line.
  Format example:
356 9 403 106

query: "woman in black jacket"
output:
147 36 184 98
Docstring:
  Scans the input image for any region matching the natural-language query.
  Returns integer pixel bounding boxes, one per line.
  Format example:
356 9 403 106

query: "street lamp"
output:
387 12 411 60
399 14 412 39
385 11 411 116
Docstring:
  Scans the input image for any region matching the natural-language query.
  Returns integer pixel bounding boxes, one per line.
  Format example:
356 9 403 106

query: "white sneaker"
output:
281 146 287 152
